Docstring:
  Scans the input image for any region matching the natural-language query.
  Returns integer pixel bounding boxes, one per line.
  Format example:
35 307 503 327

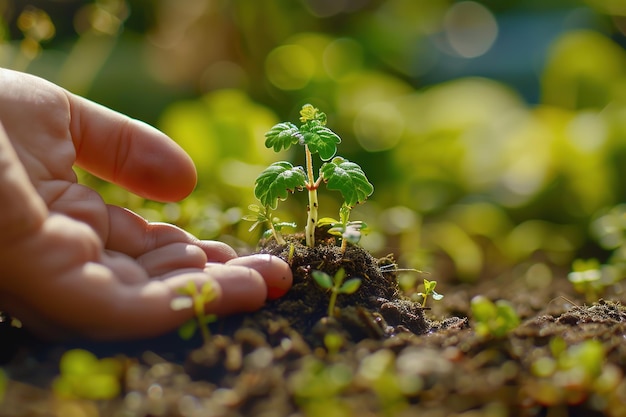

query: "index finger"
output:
66 92 197 202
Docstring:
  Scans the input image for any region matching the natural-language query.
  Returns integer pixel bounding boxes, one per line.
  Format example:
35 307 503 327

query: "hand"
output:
0 69 292 341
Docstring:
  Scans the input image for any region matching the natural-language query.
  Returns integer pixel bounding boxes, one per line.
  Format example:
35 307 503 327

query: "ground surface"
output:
2 237 626 417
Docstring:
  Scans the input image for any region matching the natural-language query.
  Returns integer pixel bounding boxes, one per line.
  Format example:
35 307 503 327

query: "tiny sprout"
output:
568 258 604 303
312 268 361 317
52 349 123 400
171 281 218 345
470 295 520 338
318 203 369 253
417 278 444 308
252 104 373 247
243 204 296 244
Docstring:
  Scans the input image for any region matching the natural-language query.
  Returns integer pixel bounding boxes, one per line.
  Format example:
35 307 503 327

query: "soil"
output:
2 234 626 417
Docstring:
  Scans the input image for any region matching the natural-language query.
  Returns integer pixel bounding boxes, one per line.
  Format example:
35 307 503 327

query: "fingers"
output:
106 205 238 262
223 254 293 300
66 91 197 202
0 121 48 244
136 243 208 277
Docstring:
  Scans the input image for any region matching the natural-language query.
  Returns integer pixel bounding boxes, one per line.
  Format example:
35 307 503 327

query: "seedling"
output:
52 349 123 400
170 281 218 345
470 295 520 338
567 258 605 303
243 204 296 245
312 268 362 317
417 278 444 308
250 104 374 247
318 203 369 253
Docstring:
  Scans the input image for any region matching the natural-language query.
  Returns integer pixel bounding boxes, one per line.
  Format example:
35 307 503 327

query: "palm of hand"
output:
0 70 291 340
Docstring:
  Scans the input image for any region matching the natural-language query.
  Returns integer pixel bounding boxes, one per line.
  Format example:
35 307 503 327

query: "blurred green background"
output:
3 0 626 288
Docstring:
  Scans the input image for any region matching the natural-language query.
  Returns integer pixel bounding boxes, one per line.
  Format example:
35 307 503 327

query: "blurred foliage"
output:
3 0 626 283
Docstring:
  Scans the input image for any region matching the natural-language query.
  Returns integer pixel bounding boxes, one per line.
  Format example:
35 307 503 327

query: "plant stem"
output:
268 217 286 245
340 237 348 254
198 316 211 345
304 145 318 247
328 289 338 317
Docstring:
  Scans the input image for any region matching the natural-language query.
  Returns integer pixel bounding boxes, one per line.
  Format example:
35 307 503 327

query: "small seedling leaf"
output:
254 162 307 209
320 157 374 207
301 123 341 161
312 270 333 289
299 104 326 124
340 278 362 294
199 314 217 326
200 282 216 300
175 281 197 296
178 319 197 340
264 122 301 152
470 295 497 322
432 292 444 301
332 268 346 286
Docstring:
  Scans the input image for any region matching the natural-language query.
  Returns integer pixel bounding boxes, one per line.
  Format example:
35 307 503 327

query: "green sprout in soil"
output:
318 203 369 254
170 281 218 345
312 268 362 317
417 278 444 308
243 204 296 245
568 258 605 303
52 349 123 401
470 295 520 338
529 338 619 406
248 104 374 247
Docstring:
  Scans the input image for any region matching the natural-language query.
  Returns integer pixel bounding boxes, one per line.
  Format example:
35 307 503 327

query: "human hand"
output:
0 69 292 341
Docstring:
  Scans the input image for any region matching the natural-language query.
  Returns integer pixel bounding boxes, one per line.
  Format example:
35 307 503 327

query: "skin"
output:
0 68 292 341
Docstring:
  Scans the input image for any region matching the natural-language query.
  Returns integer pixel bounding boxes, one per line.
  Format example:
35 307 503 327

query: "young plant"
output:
243 203 296 244
312 268 361 317
470 295 520 338
170 281 218 345
52 349 123 400
253 104 374 247
567 258 606 303
318 203 369 253
417 278 444 308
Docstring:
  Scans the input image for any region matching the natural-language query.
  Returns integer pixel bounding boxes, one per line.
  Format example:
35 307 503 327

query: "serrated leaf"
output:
254 162 307 209
312 270 333 289
264 122 302 152
299 104 326 124
300 122 341 161
339 278 361 294
320 157 374 206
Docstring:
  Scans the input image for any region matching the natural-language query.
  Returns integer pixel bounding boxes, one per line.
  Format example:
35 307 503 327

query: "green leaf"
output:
332 268 346 287
423 279 437 294
317 217 340 228
299 104 326 124
320 157 374 207
178 319 198 340
339 278 361 294
264 122 301 152
312 270 333 289
301 122 341 161
470 295 497 322
254 162 307 209
199 314 217 326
